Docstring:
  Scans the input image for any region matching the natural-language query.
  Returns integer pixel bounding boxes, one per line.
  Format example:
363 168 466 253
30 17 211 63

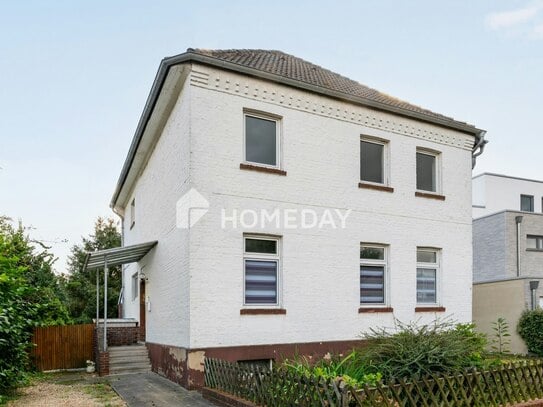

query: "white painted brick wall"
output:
121 63 475 350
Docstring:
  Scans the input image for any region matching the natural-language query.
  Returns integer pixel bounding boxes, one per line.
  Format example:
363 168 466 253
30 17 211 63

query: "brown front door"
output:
139 280 146 342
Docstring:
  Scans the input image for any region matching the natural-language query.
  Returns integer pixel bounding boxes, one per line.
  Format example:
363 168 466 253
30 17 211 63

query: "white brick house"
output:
111 49 486 388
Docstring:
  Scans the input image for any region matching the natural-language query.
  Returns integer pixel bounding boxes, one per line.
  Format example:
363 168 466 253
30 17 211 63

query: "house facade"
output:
111 49 485 388
472 173 543 354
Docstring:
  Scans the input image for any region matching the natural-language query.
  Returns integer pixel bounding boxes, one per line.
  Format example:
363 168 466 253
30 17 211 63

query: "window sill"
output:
358 182 394 193
240 308 287 315
526 249 543 252
415 306 446 312
240 163 287 176
359 307 393 313
415 191 446 201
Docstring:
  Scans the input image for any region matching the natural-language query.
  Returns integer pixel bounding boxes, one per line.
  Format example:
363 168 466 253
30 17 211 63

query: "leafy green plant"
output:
358 319 487 380
518 309 543 356
282 351 382 387
491 317 511 355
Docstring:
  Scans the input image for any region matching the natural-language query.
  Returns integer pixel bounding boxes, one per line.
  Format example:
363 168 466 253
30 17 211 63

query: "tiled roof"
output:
188 48 475 130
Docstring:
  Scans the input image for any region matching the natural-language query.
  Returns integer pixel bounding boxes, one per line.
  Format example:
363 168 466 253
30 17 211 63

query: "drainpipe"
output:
530 281 540 310
472 130 488 169
515 216 523 277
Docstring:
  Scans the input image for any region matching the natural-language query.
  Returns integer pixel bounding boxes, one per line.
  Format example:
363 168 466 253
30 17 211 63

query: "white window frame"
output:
527 235 543 250
416 247 441 306
360 136 390 186
242 235 281 307
243 110 281 169
130 198 136 229
521 194 534 212
131 272 138 301
416 148 441 194
359 244 389 306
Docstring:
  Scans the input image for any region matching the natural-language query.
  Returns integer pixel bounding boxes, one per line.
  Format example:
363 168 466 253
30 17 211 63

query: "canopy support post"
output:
96 269 99 328
103 257 108 352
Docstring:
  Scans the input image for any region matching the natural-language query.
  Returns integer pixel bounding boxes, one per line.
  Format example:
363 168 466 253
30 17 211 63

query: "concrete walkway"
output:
109 372 214 407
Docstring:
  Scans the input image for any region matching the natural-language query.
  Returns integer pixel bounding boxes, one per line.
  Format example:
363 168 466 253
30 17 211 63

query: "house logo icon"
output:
176 188 210 229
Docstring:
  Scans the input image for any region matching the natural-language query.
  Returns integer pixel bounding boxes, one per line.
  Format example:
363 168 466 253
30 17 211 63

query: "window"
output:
360 138 387 184
360 245 387 305
244 112 280 167
244 236 280 305
130 198 136 228
416 248 439 304
527 235 543 250
416 150 438 192
131 272 138 301
521 195 534 212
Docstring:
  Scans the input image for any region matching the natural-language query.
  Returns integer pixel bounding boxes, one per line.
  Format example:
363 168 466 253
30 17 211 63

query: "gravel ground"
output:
6 373 126 407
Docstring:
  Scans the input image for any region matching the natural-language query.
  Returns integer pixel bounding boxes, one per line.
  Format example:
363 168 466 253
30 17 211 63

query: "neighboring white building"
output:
111 48 486 388
472 173 543 353
473 173 543 218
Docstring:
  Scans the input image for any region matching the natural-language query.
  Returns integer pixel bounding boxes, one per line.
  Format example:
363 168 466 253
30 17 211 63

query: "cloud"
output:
532 23 543 38
485 1 543 30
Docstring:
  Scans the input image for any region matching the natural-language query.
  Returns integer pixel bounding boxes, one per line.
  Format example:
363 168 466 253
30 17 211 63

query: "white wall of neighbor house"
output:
120 78 192 349
473 174 543 219
186 64 475 349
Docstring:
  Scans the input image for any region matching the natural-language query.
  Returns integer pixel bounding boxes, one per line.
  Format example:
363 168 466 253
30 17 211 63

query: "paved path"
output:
109 372 213 407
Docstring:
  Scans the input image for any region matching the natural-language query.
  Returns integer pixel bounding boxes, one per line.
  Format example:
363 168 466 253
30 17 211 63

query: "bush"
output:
518 309 543 356
282 351 382 387
358 319 487 380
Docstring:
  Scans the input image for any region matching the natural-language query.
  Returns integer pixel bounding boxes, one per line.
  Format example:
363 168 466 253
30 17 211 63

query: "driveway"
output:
109 372 213 407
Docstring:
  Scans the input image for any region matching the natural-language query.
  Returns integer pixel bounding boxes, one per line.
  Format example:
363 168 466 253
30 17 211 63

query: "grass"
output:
1 371 125 406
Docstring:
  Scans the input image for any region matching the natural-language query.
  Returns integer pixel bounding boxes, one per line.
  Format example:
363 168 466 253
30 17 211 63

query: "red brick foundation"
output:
98 351 109 376
147 339 365 390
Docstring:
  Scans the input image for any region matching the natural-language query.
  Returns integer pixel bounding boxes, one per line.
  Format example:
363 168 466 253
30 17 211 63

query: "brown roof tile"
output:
188 48 476 130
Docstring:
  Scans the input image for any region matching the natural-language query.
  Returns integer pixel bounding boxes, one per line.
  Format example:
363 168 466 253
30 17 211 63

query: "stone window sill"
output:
359 307 394 313
415 191 446 201
240 308 287 315
415 306 446 312
240 163 287 176
358 182 394 193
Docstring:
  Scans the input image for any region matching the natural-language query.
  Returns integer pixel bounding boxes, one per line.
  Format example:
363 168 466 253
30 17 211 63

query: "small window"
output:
131 273 138 301
360 244 387 305
130 198 136 228
360 138 387 184
244 236 280 305
521 195 534 212
527 235 543 250
416 150 438 192
244 113 280 167
417 248 439 304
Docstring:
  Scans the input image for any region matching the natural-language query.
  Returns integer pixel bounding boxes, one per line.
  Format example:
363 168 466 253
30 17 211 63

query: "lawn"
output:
3 372 125 407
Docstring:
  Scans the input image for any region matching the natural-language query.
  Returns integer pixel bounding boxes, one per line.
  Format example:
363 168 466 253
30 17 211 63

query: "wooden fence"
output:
30 324 94 371
204 357 543 407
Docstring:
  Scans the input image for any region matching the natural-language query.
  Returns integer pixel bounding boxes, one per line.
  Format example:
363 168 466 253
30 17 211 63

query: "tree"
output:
63 217 121 323
0 216 70 393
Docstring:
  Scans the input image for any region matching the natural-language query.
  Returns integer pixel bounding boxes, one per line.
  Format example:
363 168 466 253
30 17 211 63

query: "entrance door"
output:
139 280 146 342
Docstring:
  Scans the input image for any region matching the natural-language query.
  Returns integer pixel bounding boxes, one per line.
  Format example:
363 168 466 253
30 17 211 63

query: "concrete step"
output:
109 356 150 364
109 350 149 358
110 358 151 367
108 345 147 352
109 363 151 373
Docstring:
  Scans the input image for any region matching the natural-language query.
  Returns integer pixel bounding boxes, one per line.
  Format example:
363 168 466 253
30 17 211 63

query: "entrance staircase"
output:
108 344 151 375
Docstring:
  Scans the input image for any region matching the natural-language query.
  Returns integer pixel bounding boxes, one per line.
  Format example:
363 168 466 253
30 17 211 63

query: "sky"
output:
0 0 542 274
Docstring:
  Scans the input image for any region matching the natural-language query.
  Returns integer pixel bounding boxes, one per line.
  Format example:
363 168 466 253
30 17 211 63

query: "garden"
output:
204 315 543 406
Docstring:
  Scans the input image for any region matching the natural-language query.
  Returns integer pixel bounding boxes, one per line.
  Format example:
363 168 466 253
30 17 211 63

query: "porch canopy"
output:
84 241 157 351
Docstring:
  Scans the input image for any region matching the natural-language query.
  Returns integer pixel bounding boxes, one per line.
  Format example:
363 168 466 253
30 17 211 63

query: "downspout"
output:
515 216 523 277
472 130 488 169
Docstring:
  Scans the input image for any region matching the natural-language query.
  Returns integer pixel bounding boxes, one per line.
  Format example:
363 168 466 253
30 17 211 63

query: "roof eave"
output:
110 51 485 208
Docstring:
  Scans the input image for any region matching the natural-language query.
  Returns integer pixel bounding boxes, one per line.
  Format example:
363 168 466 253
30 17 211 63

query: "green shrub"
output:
358 319 487 380
491 317 511 355
518 309 543 356
282 351 382 387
